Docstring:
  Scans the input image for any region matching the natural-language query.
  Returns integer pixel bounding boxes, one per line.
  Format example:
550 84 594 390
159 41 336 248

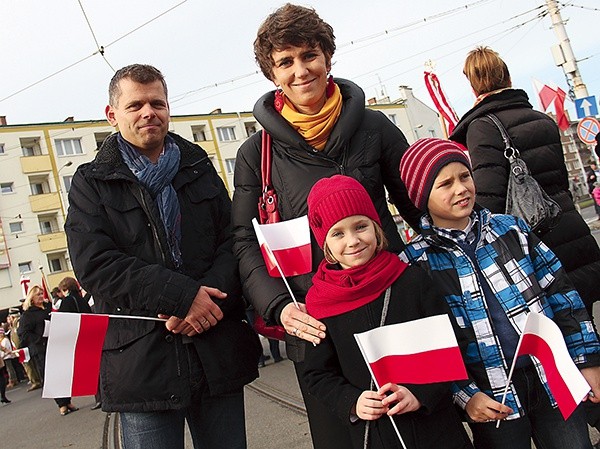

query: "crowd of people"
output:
4 3 600 449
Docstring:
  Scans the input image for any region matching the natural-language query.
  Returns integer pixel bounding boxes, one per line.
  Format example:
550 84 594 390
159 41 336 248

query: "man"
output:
65 64 260 449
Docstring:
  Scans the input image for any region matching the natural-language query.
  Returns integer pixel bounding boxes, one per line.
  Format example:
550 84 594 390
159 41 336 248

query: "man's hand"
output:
581 367 600 403
162 286 226 335
465 392 513 423
280 302 326 345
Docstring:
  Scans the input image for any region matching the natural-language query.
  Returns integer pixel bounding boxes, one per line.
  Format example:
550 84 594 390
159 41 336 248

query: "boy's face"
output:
427 162 475 229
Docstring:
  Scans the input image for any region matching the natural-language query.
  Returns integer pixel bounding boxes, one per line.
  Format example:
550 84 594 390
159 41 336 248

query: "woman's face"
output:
32 289 44 307
271 44 331 115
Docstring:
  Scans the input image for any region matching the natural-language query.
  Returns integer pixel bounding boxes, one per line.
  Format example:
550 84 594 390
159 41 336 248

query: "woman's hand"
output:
355 390 386 420
581 367 600 403
379 383 421 415
465 392 513 423
280 302 326 344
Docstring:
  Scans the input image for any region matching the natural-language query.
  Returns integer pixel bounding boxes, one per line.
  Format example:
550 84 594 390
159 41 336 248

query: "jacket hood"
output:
451 89 533 143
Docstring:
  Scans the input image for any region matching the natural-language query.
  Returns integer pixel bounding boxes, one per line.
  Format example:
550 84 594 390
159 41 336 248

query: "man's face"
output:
105 78 170 159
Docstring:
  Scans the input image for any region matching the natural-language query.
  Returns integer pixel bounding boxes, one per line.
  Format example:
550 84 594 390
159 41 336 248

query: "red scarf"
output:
306 251 408 319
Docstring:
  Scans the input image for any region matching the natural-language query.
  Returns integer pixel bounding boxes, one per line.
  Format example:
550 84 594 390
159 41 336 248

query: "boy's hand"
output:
378 383 421 415
465 392 513 422
355 390 387 420
580 367 600 403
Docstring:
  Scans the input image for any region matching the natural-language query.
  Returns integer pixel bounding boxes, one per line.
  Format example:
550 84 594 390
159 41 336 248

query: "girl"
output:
302 175 472 449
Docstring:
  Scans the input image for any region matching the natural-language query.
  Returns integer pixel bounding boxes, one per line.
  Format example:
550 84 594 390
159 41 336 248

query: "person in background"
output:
400 138 600 449
0 334 10 404
17 286 49 386
7 310 41 391
65 64 260 448
587 163 600 221
232 5 420 447
303 175 473 449
58 277 92 314
593 182 600 219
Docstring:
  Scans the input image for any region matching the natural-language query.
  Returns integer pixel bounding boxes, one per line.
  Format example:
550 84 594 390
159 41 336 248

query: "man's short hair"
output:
108 64 168 106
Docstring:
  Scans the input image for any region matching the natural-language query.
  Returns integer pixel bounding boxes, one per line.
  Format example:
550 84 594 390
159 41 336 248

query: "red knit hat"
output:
399 138 471 211
307 175 381 248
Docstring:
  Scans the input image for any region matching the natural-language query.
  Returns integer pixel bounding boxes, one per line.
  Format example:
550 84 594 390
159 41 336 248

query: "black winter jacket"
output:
65 132 261 412
231 78 422 361
303 265 472 449
450 89 600 311
17 306 49 357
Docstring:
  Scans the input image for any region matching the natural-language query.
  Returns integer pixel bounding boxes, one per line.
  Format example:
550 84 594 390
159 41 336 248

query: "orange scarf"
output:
280 83 342 151
474 87 511 106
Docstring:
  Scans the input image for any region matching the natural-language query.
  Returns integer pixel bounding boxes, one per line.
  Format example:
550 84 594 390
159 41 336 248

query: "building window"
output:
55 138 83 156
191 125 207 142
31 183 45 195
20 137 42 156
39 220 53 235
48 257 63 273
217 127 237 142
1 183 14 194
245 122 258 137
0 143 5 155
225 158 236 174
388 114 397 125
18 262 32 274
63 175 73 193
39 215 58 234
94 132 111 151
9 222 23 233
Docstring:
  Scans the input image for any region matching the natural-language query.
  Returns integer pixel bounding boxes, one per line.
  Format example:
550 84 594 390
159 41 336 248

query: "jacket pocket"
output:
101 195 148 249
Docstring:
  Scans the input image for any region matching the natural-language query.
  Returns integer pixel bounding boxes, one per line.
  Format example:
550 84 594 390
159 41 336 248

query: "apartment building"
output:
0 87 442 312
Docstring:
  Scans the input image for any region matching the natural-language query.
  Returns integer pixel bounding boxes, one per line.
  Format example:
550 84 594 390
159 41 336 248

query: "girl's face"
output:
427 162 475 229
270 44 330 115
325 215 377 269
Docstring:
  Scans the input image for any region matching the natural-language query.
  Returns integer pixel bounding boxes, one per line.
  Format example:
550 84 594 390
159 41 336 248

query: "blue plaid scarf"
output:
118 133 182 268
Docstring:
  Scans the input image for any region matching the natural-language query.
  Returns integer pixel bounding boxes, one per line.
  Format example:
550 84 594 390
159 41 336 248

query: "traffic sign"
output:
577 116 600 144
575 96 598 119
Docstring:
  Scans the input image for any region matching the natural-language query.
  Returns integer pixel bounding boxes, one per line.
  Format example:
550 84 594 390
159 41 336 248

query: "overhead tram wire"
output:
77 0 115 72
0 0 188 105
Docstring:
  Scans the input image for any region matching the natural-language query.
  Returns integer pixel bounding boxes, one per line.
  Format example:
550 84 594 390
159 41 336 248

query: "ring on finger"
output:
293 328 299 336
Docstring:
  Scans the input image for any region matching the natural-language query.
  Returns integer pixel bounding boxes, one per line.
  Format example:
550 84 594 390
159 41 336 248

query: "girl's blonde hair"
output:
463 46 511 96
323 220 387 265
22 285 42 311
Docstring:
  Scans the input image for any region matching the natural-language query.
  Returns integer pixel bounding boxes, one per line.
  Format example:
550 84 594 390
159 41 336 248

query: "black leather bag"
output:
486 113 561 232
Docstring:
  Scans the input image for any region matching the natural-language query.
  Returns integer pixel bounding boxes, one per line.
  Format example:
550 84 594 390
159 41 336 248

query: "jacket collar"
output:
450 89 532 143
419 205 491 247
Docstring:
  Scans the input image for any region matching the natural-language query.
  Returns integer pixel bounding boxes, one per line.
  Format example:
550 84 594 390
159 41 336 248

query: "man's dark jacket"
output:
65 132 261 412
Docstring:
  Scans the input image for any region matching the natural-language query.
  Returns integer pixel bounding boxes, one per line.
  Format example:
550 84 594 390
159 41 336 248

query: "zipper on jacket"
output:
137 185 168 268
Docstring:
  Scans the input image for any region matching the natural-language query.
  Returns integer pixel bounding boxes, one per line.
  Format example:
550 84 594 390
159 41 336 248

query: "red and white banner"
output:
532 79 570 131
252 216 312 278
20 274 30 300
41 275 51 303
15 347 30 363
43 312 109 398
354 314 467 386
424 71 459 136
513 312 590 420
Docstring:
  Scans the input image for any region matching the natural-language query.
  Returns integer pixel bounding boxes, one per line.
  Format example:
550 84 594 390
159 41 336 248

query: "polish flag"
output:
424 71 459 136
512 312 590 420
20 274 30 300
532 79 570 131
354 314 467 387
43 312 109 398
41 275 50 302
15 347 30 363
252 216 312 278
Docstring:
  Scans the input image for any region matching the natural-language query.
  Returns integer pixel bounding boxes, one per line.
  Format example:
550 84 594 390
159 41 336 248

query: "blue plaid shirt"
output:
401 208 600 419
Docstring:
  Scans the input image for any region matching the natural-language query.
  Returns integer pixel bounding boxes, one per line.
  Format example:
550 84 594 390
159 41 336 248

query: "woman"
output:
58 276 92 314
449 46 600 431
0 329 11 404
232 4 421 448
450 46 600 318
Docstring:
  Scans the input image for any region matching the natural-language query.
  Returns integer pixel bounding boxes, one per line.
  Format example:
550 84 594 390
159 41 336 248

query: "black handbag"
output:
485 113 561 232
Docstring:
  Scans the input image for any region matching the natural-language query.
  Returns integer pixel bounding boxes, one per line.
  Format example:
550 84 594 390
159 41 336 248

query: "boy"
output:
399 138 600 449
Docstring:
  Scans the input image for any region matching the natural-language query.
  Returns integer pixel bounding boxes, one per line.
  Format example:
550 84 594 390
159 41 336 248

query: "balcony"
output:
29 192 61 213
20 155 52 173
38 231 67 253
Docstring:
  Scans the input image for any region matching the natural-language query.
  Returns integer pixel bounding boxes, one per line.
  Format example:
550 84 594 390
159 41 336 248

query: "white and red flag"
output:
532 79 570 131
15 347 30 363
252 216 312 278
20 274 30 300
424 71 459 136
506 312 590 420
354 314 467 386
43 312 109 398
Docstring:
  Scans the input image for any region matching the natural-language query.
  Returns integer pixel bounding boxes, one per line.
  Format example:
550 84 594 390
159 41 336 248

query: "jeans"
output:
470 365 592 449
120 345 246 449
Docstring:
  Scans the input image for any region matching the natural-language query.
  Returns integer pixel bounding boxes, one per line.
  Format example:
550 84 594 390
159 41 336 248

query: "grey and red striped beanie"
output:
399 138 471 211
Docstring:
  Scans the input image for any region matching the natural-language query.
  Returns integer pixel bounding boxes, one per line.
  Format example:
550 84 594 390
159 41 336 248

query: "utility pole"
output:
545 0 588 100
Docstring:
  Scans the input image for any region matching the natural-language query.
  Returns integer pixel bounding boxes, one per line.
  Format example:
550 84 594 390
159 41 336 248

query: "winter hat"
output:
399 138 471 211
307 175 381 248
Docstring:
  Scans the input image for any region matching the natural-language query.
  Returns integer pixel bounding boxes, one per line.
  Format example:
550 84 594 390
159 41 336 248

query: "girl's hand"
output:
280 303 326 345
378 383 421 415
465 392 513 422
580 367 600 403
355 390 387 420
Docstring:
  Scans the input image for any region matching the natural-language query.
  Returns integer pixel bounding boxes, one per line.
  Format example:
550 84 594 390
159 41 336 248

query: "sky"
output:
1 0 599 126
